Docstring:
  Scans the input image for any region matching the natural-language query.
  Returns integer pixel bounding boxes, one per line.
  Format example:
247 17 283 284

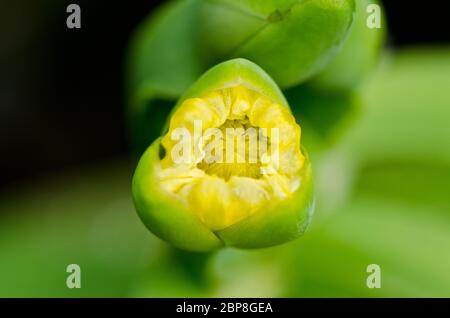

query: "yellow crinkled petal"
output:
157 85 305 231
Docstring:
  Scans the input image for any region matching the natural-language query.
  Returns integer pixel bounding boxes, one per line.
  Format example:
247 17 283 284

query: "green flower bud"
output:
200 0 355 88
312 0 386 90
132 59 314 251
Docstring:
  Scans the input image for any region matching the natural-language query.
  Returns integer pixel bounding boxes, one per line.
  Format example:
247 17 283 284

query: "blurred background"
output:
1 0 450 297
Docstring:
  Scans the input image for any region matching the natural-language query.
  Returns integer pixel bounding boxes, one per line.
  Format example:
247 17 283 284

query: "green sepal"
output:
178 58 288 107
162 58 290 133
132 138 224 252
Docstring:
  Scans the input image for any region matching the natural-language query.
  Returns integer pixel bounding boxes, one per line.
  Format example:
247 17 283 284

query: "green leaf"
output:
0 161 159 297
284 196 450 297
340 48 450 210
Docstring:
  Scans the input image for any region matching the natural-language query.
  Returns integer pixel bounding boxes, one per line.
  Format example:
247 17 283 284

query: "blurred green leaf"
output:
355 160 450 211
342 49 450 164
285 84 361 152
0 161 158 297
338 48 450 209
284 196 450 297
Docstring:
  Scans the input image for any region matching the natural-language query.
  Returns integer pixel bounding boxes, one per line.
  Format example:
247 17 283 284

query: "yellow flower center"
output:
157 85 304 231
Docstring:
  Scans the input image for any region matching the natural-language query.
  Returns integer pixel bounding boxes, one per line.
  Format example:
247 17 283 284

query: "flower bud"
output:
199 0 355 88
132 59 314 251
312 0 386 90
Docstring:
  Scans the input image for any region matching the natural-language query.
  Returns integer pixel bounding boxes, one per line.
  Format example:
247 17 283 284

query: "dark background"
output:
1 0 449 189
